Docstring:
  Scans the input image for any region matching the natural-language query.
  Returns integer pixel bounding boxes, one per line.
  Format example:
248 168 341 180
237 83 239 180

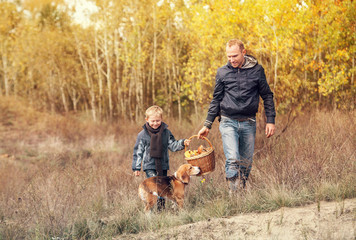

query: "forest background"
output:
0 0 355 121
0 0 355 239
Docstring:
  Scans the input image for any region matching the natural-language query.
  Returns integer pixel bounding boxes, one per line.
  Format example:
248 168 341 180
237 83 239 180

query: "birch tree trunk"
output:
163 61 171 117
94 33 103 119
135 29 144 121
272 25 278 93
69 87 80 112
151 3 157 103
114 29 125 119
352 55 355 109
56 68 69 113
76 36 97 121
60 84 69 113
48 71 56 113
102 26 113 120
2 54 9 96
124 41 132 120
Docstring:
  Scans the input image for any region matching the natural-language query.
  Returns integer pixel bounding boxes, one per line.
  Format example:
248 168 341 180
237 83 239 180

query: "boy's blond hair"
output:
145 105 163 119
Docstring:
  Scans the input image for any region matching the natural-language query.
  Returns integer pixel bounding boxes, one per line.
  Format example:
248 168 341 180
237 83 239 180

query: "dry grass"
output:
0 96 355 239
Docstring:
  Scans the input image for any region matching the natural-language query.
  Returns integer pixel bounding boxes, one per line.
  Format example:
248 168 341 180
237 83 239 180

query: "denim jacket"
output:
132 122 185 172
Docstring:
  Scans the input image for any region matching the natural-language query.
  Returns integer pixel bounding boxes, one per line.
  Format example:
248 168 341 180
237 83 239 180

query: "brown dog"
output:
138 164 200 212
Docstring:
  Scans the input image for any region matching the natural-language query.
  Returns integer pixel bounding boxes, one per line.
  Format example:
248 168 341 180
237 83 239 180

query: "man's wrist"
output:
204 120 212 129
266 116 275 124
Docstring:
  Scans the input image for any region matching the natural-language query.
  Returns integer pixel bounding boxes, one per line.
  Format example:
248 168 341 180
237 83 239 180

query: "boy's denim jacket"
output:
132 122 185 172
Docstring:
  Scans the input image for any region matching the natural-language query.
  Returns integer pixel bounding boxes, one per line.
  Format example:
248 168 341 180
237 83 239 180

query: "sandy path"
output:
119 198 356 240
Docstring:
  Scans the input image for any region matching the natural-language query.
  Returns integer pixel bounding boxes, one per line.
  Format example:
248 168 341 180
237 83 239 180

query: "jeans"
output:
144 169 167 211
144 170 167 178
219 116 256 181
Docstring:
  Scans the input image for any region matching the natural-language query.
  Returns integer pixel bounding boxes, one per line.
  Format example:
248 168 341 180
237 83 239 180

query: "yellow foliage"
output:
0 0 355 117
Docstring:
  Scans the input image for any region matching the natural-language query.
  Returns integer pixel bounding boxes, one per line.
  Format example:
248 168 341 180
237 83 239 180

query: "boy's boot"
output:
157 197 165 212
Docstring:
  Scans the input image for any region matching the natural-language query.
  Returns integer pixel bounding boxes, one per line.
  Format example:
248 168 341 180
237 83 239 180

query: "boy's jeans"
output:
144 170 167 211
144 170 167 178
219 116 256 184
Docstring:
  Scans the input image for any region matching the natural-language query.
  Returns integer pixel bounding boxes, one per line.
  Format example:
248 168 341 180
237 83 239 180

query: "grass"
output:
0 96 355 239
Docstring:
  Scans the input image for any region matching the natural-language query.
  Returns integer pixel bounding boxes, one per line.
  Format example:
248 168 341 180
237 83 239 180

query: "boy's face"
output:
146 114 162 129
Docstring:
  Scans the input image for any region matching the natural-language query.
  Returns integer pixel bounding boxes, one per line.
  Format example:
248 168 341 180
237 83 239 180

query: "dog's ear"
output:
181 171 190 184
176 165 190 184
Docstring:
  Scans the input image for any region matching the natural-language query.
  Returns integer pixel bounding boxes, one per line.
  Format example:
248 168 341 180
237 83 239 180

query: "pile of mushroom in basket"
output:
184 135 215 176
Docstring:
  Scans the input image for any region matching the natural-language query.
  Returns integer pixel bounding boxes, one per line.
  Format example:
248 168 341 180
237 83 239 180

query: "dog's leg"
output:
144 196 157 212
176 197 184 209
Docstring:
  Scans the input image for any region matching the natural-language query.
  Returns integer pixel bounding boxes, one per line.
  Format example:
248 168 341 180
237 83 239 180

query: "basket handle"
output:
184 135 213 152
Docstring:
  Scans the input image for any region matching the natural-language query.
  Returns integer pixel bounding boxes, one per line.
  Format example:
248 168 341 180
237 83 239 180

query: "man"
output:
197 39 276 191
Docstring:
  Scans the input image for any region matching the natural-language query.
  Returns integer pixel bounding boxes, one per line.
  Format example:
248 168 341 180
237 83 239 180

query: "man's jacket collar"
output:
227 55 258 70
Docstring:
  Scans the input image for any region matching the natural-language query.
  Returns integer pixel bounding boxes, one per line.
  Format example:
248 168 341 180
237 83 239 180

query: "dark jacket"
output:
132 122 185 171
204 55 276 128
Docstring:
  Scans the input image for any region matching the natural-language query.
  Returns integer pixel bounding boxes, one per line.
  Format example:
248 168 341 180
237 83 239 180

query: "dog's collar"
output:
174 172 188 185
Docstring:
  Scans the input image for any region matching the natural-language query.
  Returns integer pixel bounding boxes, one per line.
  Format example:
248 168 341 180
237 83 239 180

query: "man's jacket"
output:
132 122 185 171
204 55 276 128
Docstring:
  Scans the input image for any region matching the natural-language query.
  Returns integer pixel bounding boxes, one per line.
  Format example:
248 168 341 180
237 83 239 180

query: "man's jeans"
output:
219 116 256 181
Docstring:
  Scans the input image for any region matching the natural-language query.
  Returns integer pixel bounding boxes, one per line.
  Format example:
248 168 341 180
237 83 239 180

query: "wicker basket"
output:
184 135 215 176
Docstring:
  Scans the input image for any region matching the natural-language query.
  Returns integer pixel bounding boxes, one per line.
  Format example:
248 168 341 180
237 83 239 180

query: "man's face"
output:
146 114 162 129
226 45 246 68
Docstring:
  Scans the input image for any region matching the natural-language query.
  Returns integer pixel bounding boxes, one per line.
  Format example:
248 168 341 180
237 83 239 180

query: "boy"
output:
132 105 190 211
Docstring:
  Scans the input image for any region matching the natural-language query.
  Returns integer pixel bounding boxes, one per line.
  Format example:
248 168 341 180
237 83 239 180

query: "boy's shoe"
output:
157 197 165 212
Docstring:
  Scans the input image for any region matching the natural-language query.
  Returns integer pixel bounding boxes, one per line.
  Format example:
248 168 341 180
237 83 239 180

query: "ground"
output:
118 198 356 240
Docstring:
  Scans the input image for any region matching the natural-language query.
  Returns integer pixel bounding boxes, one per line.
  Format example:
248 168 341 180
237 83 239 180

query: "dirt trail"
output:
118 198 356 240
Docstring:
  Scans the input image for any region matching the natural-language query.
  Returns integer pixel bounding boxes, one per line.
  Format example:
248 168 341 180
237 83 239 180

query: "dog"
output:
138 164 200 212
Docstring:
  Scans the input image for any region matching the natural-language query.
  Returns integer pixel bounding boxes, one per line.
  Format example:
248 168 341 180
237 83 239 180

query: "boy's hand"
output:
134 171 140 177
184 139 191 146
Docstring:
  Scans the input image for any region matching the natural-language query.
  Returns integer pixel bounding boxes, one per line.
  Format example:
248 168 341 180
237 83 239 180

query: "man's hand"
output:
197 126 210 139
134 171 140 177
265 123 275 138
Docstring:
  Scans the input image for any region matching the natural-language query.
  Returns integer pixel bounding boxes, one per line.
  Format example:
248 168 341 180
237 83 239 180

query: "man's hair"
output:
226 39 245 50
145 105 163 118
